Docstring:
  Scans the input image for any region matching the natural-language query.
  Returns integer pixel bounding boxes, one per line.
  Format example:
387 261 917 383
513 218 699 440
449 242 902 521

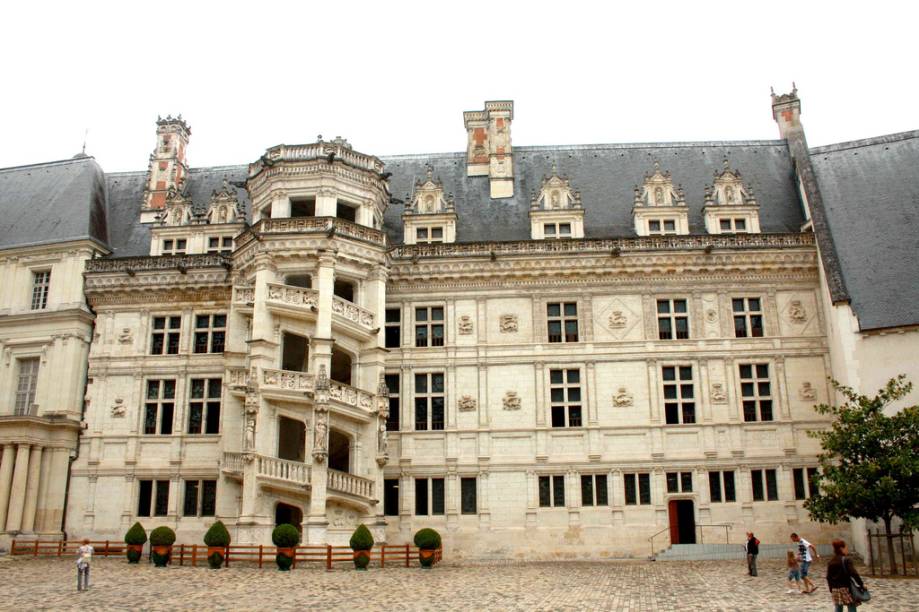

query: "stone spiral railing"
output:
328 469 374 499
261 368 315 392
257 454 311 486
331 295 375 331
265 282 319 310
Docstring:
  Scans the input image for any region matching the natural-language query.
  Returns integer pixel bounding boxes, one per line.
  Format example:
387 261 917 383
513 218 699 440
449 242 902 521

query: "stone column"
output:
270 190 290 218
38 448 70 534
20 446 43 532
0 445 15 529
6 444 31 532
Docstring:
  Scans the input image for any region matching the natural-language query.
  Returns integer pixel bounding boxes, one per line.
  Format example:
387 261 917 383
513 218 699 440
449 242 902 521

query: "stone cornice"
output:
85 254 230 274
87 286 231 307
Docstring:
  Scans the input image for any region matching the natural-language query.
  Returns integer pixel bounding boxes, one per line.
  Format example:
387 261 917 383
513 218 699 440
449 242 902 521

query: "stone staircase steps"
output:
654 542 834 561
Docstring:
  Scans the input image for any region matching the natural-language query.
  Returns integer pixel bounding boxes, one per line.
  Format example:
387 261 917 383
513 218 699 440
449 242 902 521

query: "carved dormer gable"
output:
406 166 454 215
159 187 194 226
634 161 685 208
402 165 458 244
706 159 757 207
206 179 244 224
530 165 582 211
702 159 761 234
631 161 689 236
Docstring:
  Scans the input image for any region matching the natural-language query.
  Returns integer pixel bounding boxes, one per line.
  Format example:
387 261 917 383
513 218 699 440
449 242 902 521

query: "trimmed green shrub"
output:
413 528 441 550
204 521 231 547
127 548 143 564
275 553 294 571
349 524 374 551
150 526 176 546
124 522 147 563
272 523 301 548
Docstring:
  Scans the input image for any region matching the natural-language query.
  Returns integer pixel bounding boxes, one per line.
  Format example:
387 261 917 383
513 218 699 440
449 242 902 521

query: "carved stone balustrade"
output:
328 380 376 413
327 469 375 500
222 451 246 478
233 285 254 305
226 367 250 396
257 454 311 488
236 217 387 249
261 367 315 392
331 295 376 336
85 254 231 273
264 283 319 320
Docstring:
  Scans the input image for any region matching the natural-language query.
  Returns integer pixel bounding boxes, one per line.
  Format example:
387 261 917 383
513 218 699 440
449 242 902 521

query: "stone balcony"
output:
327 469 376 504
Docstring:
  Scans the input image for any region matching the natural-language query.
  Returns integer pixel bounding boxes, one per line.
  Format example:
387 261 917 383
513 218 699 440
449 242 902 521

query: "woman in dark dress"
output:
826 539 866 612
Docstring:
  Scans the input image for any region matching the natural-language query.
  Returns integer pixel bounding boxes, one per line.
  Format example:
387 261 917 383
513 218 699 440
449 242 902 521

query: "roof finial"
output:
82 128 88 155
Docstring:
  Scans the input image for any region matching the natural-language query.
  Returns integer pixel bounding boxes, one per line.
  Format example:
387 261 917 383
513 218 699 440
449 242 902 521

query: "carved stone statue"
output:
710 383 727 403
245 414 256 449
502 391 522 410
609 311 627 329
111 398 126 417
458 395 477 411
654 186 663 205
313 414 328 461
612 387 633 407
377 419 388 457
799 382 817 401
550 191 560 208
458 315 474 335
788 300 807 323
500 314 518 333
725 185 735 204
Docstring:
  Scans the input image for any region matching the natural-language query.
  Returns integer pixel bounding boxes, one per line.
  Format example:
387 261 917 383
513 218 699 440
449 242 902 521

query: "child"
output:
76 538 93 591
786 549 803 594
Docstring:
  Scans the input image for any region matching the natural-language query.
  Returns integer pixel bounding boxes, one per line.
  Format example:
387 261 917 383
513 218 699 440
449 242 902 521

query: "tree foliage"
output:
805 375 919 531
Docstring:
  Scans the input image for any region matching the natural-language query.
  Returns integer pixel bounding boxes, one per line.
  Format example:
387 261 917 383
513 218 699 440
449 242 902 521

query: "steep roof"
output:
811 130 919 331
0 156 108 250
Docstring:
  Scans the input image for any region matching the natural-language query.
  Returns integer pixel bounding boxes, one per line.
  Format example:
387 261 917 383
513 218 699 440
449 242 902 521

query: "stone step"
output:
654 542 834 561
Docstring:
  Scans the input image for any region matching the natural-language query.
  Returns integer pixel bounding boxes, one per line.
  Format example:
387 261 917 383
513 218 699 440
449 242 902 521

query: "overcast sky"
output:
2 1 915 172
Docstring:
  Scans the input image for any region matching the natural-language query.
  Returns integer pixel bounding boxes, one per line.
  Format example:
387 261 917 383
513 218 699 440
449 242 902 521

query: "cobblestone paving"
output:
1 556 917 611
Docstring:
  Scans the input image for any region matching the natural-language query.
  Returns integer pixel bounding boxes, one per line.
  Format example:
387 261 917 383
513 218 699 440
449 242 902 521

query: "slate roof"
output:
0 156 108 250
810 130 919 331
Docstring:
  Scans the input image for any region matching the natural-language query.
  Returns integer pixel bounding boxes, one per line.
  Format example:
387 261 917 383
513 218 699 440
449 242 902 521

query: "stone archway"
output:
328 430 350 473
275 502 303 529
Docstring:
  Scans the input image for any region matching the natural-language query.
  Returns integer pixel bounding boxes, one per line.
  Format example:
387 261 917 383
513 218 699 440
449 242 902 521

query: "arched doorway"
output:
328 430 350 473
275 502 303 529
277 416 306 462
281 332 309 372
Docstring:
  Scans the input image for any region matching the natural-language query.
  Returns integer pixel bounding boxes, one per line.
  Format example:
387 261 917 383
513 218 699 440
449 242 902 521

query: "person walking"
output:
791 532 819 593
745 532 760 576
786 549 804 593
76 538 94 591
826 539 866 612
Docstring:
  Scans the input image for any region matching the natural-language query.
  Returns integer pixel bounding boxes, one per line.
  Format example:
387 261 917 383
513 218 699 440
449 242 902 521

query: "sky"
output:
1 1 916 172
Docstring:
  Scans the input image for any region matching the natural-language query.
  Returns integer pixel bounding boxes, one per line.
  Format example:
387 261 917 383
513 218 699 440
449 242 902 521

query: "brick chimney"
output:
463 100 514 198
141 115 191 222
771 84 802 139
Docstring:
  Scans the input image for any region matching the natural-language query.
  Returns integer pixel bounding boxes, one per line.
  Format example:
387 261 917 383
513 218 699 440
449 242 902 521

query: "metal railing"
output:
648 523 733 558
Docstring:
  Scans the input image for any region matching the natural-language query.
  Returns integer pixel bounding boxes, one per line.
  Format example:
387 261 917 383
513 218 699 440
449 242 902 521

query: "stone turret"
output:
141 115 191 223
463 100 515 198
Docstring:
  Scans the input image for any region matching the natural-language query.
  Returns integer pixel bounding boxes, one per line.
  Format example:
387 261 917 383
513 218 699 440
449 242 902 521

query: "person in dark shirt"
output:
745 532 760 576
826 539 866 611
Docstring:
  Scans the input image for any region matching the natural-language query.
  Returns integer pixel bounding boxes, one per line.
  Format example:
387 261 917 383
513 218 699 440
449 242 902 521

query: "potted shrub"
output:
124 522 147 564
272 523 300 571
349 524 374 570
413 528 441 569
203 520 231 569
149 526 176 567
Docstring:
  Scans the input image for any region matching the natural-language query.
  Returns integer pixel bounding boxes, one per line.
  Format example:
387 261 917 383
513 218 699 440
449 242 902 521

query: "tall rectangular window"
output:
538 475 566 507
751 468 779 501
662 365 695 424
206 236 233 254
151 315 181 355
385 308 401 348
544 223 572 239
581 474 609 506
31 270 51 310
733 297 764 338
414 373 445 431
461 477 477 514
624 473 651 505
740 363 773 422
708 470 736 502
414 477 445 515
666 472 693 493
793 467 820 500
550 368 582 428
385 374 400 431
415 306 444 347
188 378 221 434
657 299 689 340
416 227 444 244
138 480 170 517
547 302 579 343
193 313 226 354
383 479 399 516
144 379 176 435
162 238 187 255
182 479 216 517
14 358 40 416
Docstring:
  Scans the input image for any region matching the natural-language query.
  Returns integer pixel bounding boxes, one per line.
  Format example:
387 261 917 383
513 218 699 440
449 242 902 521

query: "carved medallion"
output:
502 391 522 410
609 311 627 329
458 395 477 411
612 387 633 407
499 314 518 333
787 300 807 323
117 328 133 344
799 382 817 400
458 315 474 335
710 383 727 403
111 398 126 417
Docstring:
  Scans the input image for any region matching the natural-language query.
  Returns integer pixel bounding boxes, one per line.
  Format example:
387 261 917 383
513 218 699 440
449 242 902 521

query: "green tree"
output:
806 375 919 573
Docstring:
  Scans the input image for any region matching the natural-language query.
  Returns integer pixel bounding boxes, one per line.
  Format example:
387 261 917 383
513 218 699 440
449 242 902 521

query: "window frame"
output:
161 238 187 255
460 477 478 515
624 472 652 505
538 474 566 508
793 467 820 500
657 298 690 340
708 470 736 503
150 315 182 355
187 378 222 435
647 218 678 236
547 302 579 343
414 477 445 516
665 471 693 494
543 222 572 239
415 226 445 244
719 217 748 233
751 468 779 501
383 478 399 516
144 379 176 435
661 364 696 425
580 474 609 507
137 479 170 517
414 372 445 431
732 297 764 338
414 305 445 348
30 269 51 310
740 363 773 422
384 308 401 348
206 235 234 254
182 479 217 517
549 368 583 428
193 313 226 354
14 357 40 416
384 373 400 431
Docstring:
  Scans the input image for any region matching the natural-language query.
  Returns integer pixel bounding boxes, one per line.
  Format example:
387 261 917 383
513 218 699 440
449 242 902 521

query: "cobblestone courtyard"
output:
1 556 917 611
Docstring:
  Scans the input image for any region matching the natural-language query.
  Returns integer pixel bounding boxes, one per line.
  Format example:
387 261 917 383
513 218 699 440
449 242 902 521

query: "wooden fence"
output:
10 539 442 570
867 529 917 577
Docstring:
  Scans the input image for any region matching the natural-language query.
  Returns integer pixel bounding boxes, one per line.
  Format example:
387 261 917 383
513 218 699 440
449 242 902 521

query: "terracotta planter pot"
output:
126 543 144 564
151 545 172 567
353 549 371 570
207 546 226 569
275 547 295 571
419 548 436 569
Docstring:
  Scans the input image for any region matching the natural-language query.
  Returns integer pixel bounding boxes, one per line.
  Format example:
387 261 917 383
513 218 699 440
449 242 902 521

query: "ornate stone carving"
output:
634 161 685 208
787 300 807 323
405 166 454 215
502 391 522 410
710 383 727 403
499 314 518 333
206 179 244 224
612 387 633 407
244 391 258 451
458 315 474 335
609 311 627 329
705 309 718 323
458 395 477 411
799 382 817 401
110 398 126 417
705 159 757 207
530 164 582 210
117 328 133 344
313 411 329 462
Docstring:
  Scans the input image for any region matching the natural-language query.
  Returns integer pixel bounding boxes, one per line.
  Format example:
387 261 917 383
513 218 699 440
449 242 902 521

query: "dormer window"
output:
632 162 689 236
648 219 678 236
162 239 187 255
703 160 761 234
403 166 458 245
416 227 444 244
530 165 584 240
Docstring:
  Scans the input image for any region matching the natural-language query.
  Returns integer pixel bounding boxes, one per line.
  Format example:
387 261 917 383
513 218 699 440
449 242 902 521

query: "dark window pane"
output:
138 480 152 516
724 471 736 501
743 401 757 422
431 397 444 430
807 468 819 498
144 404 157 434
548 321 562 342
741 382 755 397
386 308 400 323
581 475 594 506
658 318 672 339
550 370 563 384
662 367 675 381
665 404 679 424
385 326 401 348
415 479 428 515
756 364 769 378
385 375 399 394
739 364 752 379
154 480 169 516
414 398 428 431
760 400 773 421
213 314 226 328
664 385 677 400
431 374 444 393
151 335 164 355
595 475 608 505
547 303 561 317
386 397 400 431
415 308 428 322
568 406 582 427
638 474 651 505
205 403 221 434
461 478 477 515
675 318 689 338
682 403 696 424
766 470 779 501
160 403 174 434
751 470 764 501
734 316 747 337
539 476 551 507
674 300 687 313
196 315 209 328
208 380 222 398
551 389 566 403
624 474 637 505
188 404 203 434
163 380 175 398
732 299 745 312
211 331 225 353
567 388 581 402
147 380 160 399
167 333 180 354
415 374 427 393
415 327 428 347
564 303 577 316
566 370 579 384
680 383 694 399
191 379 205 399
153 317 166 330
431 479 445 515
183 481 199 516
431 308 444 321
168 317 181 329
681 472 692 492
551 406 566 427
657 300 670 314
552 475 565 507
709 472 722 502
758 382 771 396
749 298 760 311
384 479 399 515
666 472 679 493
679 366 692 380
793 468 806 500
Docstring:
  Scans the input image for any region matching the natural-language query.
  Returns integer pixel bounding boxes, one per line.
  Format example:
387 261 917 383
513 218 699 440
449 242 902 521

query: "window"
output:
461 477 477 514
662 365 695 424
719 218 747 233
793 467 819 500
290 197 315 218
547 302 578 343
581 474 609 506
336 201 357 223
415 306 444 347
538 475 566 507
708 471 736 502
182 479 216 517
657 299 689 340
137 480 170 517
648 219 677 235
414 477 445 515
416 227 444 244
14 358 40 416
188 378 221 434
666 472 693 494
193 314 226 354
144 379 176 435
162 238 187 255
543 223 572 239
733 297 764 338
385 308 401 348
624 473 652 505
385 374 400 431
414 373 445 431
384 479 399 516
550 369 582 428
151 315 181 355
31 270 50 310
740 363 773 422
751 468 779 501
206 236 233 254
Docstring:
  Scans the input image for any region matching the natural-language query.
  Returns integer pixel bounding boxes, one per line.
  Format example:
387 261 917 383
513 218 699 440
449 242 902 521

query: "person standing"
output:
76 538 94 591
786 550 804 593
745 532 760 576
791 532 819 593
826 539 866 611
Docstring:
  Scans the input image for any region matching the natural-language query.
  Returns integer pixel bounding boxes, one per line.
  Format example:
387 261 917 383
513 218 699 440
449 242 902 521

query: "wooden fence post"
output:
104 540 110 557
58 540 63 557
405 543 410 567
225 546 230 568
381 545 385 569
292 546 298 570
326 545 332 571
258 545 264 569
34 540 39 557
